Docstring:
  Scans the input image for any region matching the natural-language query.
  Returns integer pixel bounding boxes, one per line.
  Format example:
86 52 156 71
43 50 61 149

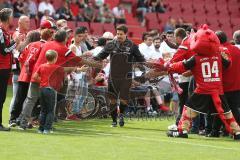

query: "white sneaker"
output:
168 124 178 131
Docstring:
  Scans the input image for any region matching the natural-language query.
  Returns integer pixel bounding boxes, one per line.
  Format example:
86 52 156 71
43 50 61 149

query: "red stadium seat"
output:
145 12 158 22
125 12 140 25
30 19 37 30
157 13 170 25
128 26 146 38
147 20 160 31
67 21 77 30
77 22 90 30
103 23 115 34
90 22 104 36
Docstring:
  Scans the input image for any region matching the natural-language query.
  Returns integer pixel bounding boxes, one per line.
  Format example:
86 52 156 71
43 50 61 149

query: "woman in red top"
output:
9 30 41 125
0 8 17 131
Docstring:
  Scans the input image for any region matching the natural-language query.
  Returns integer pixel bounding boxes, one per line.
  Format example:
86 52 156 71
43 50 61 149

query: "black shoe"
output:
119 114 124 127
111 121 117 127
0 125 10 131
167 130 188 138
9 120 17 127
16 119 20 126
206 131 220 138
233 132 240 140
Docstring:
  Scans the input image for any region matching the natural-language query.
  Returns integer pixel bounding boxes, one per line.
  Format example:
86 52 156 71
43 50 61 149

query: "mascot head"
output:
190 24 220 56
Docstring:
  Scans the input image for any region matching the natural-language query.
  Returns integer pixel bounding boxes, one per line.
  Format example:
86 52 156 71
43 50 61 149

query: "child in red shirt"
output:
34 50 85 134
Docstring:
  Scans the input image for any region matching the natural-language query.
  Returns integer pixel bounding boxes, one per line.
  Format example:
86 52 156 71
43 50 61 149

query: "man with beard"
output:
150 36 162 59
94 24 145 127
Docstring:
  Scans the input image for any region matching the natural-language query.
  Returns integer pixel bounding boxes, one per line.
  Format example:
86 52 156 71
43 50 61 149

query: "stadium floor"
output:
0 87 239 160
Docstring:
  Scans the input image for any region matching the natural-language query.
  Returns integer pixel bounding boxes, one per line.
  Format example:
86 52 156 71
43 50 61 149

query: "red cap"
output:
40 20 57 29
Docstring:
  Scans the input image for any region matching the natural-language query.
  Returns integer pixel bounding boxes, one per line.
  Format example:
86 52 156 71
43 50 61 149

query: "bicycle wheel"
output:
78 91 96 119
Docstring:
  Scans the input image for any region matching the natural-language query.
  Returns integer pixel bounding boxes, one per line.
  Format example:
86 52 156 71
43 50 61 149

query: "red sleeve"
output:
18 48 28 64
169 61 187 74
61 56 82 67
171 48 188 63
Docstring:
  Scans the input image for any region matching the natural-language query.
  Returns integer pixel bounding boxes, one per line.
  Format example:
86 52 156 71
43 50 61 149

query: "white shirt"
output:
69 44 83 57
69 44 85 79
138 43 154 60
150 46 162 59
103 63 110 78
91 46 103 57
38 2 55 16
28 1 38 15
112 7 125 17
159 41 176 56
235 44 240 49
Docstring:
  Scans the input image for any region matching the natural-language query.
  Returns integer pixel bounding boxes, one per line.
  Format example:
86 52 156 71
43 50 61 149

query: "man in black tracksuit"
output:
94 25 145 127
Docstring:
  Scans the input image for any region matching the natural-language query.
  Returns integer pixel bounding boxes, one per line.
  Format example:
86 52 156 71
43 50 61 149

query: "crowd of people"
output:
0 0 124 25
0 2 240 141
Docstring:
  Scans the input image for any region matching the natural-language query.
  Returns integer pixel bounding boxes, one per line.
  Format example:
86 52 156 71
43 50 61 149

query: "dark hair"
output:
54 29 67 42
0 8 13 22
46 50 57 62
149 29 159 37
166 30 174 34
116 24 128 34
75 27 87 35
174 28 187 39
215 30 227 44
19 30 41 52
142 32 150 41
153 36 161 42
97 37 106 46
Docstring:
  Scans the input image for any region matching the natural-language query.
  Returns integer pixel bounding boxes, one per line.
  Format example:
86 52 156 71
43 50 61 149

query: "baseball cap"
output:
102 32 114 40
40 20 57 30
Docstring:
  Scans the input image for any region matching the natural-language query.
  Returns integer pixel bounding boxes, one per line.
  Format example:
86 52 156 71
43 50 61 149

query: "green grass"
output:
0 86 240 160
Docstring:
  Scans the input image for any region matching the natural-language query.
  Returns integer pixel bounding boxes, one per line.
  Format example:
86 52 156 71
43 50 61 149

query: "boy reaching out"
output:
33 50 88 134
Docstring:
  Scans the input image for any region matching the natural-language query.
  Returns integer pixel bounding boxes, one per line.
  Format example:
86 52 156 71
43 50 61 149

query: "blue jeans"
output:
39 88 56 131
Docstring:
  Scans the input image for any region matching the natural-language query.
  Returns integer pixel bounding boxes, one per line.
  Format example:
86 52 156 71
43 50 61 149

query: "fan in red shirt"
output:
34 50 76 133
9 21 57 127
18 29 77 129
164 25 240 140
207 31 240 137
0 8 18 131
216 31 240 124
9 30 41 125
9 29 55 126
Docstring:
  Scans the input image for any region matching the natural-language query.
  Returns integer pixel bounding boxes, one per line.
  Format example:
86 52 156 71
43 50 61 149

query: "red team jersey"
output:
222 43 240 92
169 53 229 95
18 40 45 83
31 40 76 82
0 27 15 69
36 63 64 90
171 37 195 63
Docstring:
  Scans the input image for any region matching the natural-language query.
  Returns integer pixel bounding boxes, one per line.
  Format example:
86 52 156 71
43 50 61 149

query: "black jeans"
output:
108 79 131 122
10 82 29 121
0 69 11 125
39 88 56 131
176 82 189 125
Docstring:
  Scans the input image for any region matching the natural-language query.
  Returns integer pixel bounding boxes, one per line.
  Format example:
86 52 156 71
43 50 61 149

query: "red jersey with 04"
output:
192 55 223 94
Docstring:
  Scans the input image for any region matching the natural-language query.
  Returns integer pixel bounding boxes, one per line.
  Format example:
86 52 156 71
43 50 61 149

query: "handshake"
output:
146 58 171 72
